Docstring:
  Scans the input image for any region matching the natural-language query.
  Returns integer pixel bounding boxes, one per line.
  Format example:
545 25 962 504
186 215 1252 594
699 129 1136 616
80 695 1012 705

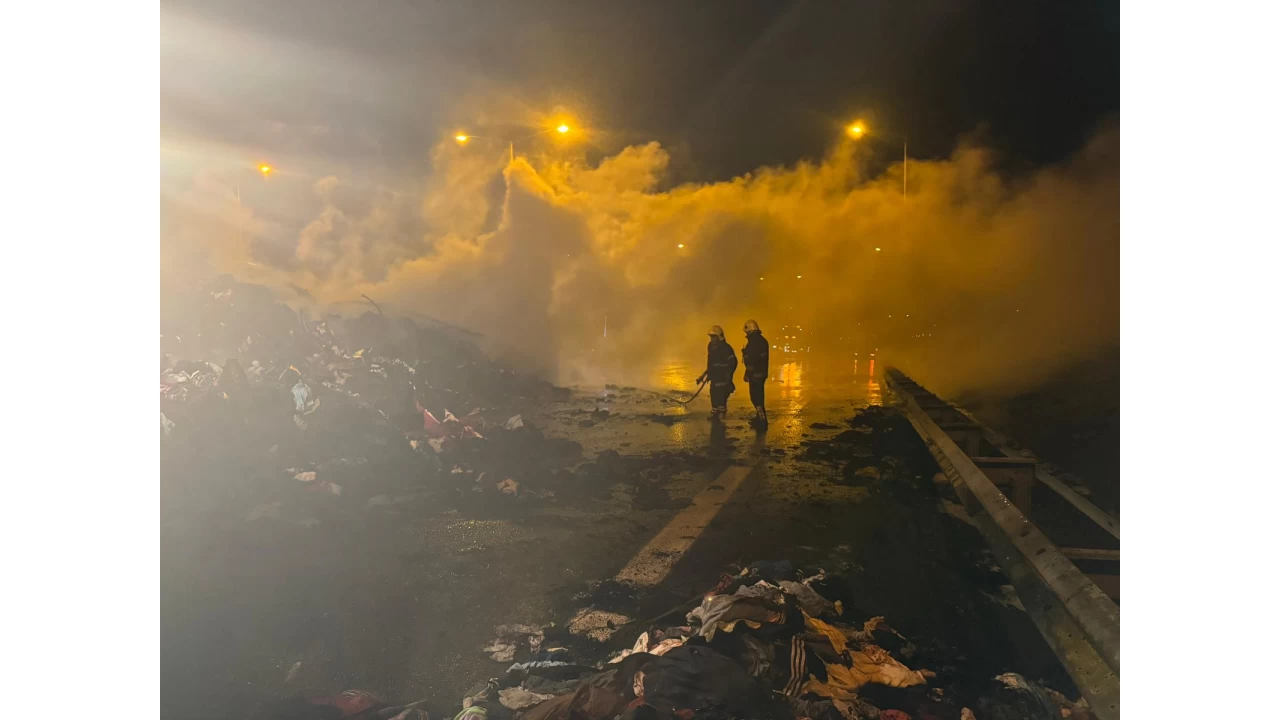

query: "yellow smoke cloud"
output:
161 119 1118 396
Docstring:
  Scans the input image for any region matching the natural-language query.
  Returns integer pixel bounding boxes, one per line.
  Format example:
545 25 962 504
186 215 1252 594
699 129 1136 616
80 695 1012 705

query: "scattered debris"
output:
442 561 1081 720
483 623 547 662
939 499 979 528
311 481 342 496
498 686 557 710
567 608 631 642
985 672 1091 719
984 584 1028 612
854 465 881 482
279 690 429 720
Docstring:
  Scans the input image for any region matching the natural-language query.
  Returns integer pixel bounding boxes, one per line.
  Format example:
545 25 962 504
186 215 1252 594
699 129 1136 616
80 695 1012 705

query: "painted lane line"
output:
614 462 756 586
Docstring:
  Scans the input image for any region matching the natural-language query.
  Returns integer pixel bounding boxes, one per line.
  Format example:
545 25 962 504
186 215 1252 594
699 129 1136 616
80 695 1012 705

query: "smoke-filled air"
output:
161 119 1118 398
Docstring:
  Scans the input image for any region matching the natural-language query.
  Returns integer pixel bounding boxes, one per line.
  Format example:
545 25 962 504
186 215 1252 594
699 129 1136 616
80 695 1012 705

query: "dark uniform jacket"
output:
705 339 738 389
743 331 769 381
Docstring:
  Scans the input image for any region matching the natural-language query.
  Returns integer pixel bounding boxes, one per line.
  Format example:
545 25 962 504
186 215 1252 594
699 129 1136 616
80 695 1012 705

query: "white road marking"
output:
614 462 757 586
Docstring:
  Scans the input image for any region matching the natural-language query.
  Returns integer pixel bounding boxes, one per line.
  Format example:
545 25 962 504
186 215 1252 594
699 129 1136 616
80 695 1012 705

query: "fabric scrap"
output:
522 685 626 720
498 687 556 710
805 613 849 655
630 645 757 714
741 635 773 677
781 580 840 617
817 647 934 692
484 624 544 661
686 594 786 639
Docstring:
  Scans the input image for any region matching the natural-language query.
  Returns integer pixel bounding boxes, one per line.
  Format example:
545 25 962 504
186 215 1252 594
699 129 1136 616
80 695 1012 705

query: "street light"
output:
454 121 580 162
848 120 906 199
258 164 272 177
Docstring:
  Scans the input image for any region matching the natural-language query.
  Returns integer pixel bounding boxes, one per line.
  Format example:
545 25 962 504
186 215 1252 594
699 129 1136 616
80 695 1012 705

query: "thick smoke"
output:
161 121 1118 396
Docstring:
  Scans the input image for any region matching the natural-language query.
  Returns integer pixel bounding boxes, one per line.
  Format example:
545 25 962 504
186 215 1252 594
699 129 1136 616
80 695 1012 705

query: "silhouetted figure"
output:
696 325 737 419
742 319 769 425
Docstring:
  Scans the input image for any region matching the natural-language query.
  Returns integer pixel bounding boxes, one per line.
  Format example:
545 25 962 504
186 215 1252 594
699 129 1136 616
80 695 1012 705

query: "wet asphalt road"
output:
161 359 1068 719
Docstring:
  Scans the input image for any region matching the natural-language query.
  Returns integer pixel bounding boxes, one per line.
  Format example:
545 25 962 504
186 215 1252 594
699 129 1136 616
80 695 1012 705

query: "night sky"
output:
162 0 1119 183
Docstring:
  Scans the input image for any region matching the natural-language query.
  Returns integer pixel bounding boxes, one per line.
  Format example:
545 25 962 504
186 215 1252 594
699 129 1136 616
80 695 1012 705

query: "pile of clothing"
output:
282 562 1091 720
160 279 601 523
451 560 1089 720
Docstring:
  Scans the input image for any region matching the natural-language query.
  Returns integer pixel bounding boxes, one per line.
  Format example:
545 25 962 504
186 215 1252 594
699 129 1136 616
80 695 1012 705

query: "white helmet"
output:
707 325 725 341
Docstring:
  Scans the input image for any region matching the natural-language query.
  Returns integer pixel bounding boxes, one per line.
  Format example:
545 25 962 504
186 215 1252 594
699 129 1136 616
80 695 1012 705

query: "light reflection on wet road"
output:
638 358 879 451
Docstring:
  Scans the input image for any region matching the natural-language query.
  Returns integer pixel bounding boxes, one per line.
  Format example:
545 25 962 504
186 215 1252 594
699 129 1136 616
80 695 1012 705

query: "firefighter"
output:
696 325 738 418
742 319 769 425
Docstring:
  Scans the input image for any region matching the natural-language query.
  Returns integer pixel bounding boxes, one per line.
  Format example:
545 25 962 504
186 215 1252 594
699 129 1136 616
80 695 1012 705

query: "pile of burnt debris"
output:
275 561 1090 720
160 278 708 525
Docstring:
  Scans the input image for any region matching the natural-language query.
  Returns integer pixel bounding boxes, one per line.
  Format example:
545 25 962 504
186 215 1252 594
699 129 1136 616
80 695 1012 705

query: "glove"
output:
696 373 707 384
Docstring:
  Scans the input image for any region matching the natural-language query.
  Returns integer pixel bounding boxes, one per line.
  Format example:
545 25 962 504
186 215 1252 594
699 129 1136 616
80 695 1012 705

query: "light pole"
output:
455 123 575 162
847 121 907 199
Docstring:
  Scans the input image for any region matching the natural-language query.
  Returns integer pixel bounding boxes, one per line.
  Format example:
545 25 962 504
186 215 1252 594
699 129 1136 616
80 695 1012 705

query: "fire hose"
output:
677 378 709 405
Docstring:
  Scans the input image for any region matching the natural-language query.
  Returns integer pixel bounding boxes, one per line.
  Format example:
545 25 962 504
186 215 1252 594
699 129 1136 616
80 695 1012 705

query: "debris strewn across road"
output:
161 279 1094 720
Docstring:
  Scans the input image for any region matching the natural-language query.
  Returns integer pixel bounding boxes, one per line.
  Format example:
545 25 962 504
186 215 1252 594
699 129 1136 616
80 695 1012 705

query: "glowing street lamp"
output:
258 164 273 177
847 119 907 199
453 118 581 162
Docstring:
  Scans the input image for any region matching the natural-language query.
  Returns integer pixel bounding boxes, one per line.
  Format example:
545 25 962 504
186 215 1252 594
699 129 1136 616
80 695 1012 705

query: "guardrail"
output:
884 368 1120 720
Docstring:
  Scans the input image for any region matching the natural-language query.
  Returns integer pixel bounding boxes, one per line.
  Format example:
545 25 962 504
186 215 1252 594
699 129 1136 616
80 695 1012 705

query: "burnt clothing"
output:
742 330 769 381
749 377 765 409
625 645 760 715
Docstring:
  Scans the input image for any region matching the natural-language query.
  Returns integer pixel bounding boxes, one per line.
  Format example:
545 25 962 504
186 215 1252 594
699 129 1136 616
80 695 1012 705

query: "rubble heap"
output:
160 277 582 522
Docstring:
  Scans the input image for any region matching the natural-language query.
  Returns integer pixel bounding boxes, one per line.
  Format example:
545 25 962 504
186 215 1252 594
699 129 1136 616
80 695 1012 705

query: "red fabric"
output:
880 711 913 720
706 573 736 596
309 689 382 717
